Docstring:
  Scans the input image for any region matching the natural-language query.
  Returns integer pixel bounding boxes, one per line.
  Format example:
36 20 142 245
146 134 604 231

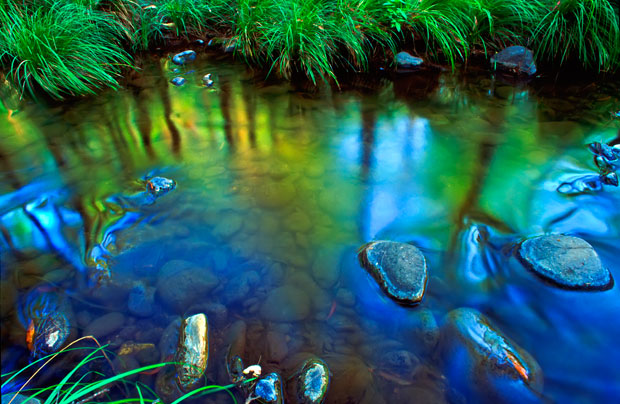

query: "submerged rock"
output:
128 283 155 317
254 372 284 404
170 77 186 87
260 286 311 322
172 50 196 65
490 46 536 76
395 51 423 69
517 234 613 290
357 241 428 305
290 358 331 404
84 312 124 339
175 313 209 391
439 308 543 403
556 174 611 195
156 260 218 312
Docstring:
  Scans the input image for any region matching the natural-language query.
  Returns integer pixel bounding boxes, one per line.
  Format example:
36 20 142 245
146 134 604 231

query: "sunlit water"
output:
1 54 620 403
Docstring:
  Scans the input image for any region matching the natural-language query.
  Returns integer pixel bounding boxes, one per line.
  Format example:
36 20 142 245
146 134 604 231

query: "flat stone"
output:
490 46 536 76
358 241 428 305
439 308 543 403
395 51 424 69
517 234 613 290
260 286 311 322
84 312 125 339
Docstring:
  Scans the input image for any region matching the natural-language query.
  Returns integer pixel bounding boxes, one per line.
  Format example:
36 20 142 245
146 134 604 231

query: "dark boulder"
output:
490 46 536 76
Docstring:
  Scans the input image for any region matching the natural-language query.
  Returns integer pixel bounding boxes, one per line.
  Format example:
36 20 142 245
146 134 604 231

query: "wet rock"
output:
202 74 214 87
222 270 259 304
378 350 420 384
260 286 311 322
172 50 196 65
395 51 424 69
227 355 245 384
175 313 209 391
557 173 616 195
159 317 181 359
254 372 284 404
128 283 155 317
213 210 243 239
170 77 186 87
118 342 158 365
588 141 619 162
290 358 331 404
156 260 218 313
439 308 543 403
358 241 428 305
490 46 536 76
517 234 613 290
84 312 125 339
312 249 342 289
146 177 176 197
1 394 41 404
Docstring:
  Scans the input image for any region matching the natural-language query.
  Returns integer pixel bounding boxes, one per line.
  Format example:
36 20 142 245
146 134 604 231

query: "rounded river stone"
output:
358 241 428 305
439 308 543 403
517 234 613 290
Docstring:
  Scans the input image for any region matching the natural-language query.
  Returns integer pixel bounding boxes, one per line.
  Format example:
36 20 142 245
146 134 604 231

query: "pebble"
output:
312 249 342 289
266 331 289 362
395 51 424 69
170 77 186 87
84 312 125 339
358 240 428 305
128 283 155 317
517 234 613 290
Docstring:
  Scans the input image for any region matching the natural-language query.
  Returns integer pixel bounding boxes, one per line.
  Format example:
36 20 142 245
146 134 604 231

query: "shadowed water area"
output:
1 54 620 403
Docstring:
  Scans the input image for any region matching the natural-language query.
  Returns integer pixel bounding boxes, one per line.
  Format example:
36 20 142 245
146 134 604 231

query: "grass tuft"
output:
0 0 133 99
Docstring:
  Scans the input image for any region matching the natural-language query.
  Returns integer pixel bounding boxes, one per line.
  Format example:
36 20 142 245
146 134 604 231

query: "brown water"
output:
1 54 620 403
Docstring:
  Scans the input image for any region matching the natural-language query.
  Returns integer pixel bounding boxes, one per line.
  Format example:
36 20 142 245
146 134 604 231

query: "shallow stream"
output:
1 55 619 403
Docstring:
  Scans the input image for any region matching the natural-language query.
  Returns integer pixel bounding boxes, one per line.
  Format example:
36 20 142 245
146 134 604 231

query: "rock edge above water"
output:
517 234 613 291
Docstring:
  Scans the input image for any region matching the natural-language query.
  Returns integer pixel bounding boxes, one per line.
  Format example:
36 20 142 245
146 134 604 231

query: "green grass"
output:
0 0 132 99
0 0 619 98
532 0 620 72
1 339 253 404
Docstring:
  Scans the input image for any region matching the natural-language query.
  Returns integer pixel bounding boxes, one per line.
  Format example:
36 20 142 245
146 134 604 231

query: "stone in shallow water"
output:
254 372 284 404
395 51 424 69
170 77 186 87
175 313 209 391
439 308 543 403
291 357 331 404
146 176 176 197
517 234 613 290
357 241 428 305
156 260 218 312
172 50 196 65
556 174 606 195
490 46 536 76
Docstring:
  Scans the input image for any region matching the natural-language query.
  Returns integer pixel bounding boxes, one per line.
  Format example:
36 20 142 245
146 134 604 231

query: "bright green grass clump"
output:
0 0 132 99
533 0 620 72
1 342 251 404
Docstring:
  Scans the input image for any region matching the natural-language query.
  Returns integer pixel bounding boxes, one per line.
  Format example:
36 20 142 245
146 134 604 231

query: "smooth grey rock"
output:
517 234 613 290
490 46 536 76
260 286 311 322
84 312 125 339
395 51 424 69
156 260 218 312
438 308 543 403
358 241 428 305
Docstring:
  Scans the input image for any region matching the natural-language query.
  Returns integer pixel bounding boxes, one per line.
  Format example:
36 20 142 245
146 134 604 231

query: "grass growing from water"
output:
1 337 251 404
0 0 619 98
